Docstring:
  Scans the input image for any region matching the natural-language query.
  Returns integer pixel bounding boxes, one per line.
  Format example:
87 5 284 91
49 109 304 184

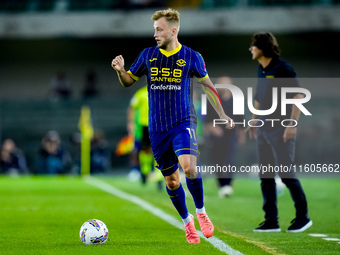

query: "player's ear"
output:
172 27 178 36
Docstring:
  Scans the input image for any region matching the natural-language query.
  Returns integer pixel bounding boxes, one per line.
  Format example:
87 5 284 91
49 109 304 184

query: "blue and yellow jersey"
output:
127 43 208 132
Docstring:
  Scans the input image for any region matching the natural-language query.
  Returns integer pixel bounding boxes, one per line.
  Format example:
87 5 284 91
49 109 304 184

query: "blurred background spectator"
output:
48 71 72 101
0 139 28 175
35 130 73 174
82 69 99 99
70 130 111 174
89 130 111 173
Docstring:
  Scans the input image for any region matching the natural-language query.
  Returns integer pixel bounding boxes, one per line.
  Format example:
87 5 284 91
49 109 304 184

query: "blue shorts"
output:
150 121 198 176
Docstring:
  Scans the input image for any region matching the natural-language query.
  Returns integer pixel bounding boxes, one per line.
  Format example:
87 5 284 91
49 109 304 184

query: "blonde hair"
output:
151 8 180 29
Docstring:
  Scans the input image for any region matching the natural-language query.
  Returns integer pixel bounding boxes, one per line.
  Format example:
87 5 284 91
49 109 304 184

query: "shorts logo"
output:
149 58 157 62
176 59 186 67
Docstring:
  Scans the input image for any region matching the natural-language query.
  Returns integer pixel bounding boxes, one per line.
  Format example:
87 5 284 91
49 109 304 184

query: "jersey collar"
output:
159 43 182 57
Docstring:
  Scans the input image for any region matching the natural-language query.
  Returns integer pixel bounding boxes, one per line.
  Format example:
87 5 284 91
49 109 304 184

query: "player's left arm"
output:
199 77 234 129
283 93 303 143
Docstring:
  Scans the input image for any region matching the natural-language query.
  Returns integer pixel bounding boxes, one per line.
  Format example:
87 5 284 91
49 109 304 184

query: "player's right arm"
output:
111 55 135 87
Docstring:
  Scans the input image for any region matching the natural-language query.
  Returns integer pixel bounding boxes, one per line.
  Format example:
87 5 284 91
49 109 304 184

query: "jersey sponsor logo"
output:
150 84 181 91
151 77 181 83
149 58 157 62
176 59 186 67
150 67 183 83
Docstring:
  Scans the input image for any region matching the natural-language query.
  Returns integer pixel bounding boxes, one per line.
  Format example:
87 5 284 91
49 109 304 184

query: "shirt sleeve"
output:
278 63 301 100
128 49 148 81
192 51 209 81
280 62 296 78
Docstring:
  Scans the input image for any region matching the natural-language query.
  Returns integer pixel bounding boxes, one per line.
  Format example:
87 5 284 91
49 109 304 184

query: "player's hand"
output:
219 113 235 129
283 126 296 143
111 55 125 72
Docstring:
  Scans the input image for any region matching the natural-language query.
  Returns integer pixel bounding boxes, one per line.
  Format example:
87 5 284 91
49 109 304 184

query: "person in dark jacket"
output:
247 32 312 233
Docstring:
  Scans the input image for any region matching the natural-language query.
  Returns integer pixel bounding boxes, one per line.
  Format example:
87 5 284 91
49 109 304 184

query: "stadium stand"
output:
0 0 339 12
0 97 130 172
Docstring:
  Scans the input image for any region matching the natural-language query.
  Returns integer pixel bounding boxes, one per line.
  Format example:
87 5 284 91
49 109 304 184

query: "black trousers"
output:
258 128 308 221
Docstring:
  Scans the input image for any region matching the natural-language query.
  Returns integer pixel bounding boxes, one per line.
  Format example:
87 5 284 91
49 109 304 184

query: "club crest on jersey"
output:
176 59 186 67
149 58 157 62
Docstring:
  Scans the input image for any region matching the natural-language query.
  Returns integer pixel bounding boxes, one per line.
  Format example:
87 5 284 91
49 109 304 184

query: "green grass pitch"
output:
0 175 339 255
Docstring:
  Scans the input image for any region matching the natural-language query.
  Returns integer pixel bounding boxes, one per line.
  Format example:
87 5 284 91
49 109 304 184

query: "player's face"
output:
153 17 174 49
249 45 263 60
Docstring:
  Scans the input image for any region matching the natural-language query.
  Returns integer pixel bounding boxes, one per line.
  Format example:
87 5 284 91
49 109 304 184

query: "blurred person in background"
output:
90 130 111 174
204 76 245 198
127 85 163 189
0 139 28 175
36 130 72 174
48 71 72 101
82 69 99 99
247 32 312 233
70 130 111 174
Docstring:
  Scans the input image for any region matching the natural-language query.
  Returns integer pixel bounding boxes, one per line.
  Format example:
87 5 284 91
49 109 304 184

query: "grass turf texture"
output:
0 176 339 255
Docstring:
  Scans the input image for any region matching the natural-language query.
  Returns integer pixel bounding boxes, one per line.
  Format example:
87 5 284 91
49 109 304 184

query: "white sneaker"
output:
218 185 233 198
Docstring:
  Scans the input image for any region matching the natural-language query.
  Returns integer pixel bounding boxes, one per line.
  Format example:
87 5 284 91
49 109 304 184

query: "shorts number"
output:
186 128 197 141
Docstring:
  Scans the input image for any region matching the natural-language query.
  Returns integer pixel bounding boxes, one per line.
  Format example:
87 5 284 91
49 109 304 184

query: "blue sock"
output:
166 183 189 219
186 171 204 209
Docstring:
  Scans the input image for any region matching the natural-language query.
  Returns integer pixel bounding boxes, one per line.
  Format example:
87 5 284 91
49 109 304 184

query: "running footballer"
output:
111 8 234 243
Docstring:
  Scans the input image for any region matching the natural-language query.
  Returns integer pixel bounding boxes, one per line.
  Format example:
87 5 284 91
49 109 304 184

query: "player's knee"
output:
166 179 180 189
182 164 197 178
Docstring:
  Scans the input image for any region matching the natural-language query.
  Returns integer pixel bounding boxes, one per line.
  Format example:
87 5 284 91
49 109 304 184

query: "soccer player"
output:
111 8 234 243
128 85 163 189
247 32 312 232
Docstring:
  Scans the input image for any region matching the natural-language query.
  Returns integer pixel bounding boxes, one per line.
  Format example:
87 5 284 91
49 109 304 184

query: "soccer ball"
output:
79 219 109 245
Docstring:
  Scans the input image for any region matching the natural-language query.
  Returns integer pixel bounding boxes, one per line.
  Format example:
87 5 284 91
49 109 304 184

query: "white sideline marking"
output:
323 238 340 242
309 234 340 246
84 176 244 255
309 234 327 237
